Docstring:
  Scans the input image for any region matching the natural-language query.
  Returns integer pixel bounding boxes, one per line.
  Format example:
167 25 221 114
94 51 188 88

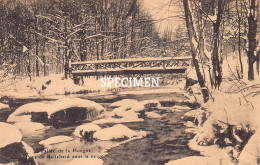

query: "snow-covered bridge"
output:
70 56 193 77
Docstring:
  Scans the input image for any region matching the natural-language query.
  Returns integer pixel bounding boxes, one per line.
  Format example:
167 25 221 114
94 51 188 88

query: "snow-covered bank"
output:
168 77 260 164
0 73 187 100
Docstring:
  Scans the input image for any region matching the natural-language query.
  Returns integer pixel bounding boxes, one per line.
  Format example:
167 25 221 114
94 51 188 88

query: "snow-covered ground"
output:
0 74 119 99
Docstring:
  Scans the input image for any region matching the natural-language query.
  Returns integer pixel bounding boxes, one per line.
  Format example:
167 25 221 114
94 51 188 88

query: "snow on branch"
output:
190 0 216 23
33 32 64 44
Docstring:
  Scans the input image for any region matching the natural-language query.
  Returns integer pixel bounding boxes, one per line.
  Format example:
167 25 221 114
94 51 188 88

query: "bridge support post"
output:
80 76 84 86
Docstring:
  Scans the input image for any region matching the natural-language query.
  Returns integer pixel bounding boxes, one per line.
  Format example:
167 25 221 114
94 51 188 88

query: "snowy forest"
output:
0 0 260 165
0 0 188 79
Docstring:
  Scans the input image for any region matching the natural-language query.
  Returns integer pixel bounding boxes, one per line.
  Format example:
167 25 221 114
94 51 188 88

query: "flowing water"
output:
2 87 200 165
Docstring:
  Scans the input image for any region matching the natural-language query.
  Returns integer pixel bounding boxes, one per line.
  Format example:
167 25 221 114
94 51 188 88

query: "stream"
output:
0 86 200 165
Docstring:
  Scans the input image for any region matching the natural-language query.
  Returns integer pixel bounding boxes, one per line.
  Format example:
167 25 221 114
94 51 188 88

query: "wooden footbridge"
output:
70 56 192 77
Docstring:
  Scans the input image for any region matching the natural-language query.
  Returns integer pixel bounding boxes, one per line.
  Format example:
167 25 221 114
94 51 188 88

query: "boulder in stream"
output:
93 124 146 141
146 112 162 119
7 98 106 126
39 136 73 147
109 99 139 108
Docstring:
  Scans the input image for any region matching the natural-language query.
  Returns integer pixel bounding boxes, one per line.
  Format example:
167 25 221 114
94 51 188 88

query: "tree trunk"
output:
247 12 257 80
183 0 209 102
236 0 243 79
212 0 223 88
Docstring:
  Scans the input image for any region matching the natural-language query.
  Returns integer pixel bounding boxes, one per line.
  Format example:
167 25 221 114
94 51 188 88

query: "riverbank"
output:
166 77 260 165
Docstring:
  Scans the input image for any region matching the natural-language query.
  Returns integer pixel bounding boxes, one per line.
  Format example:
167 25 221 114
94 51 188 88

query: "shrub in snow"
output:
74 123 101 141
191 93 254 147
0 122 36 164
93 124 146 141
39 136 73 147
7 98 105 125
190 103 254 162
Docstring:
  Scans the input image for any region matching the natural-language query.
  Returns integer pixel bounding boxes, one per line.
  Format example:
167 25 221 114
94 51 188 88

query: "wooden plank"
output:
71 56 192 65
71 67 187 76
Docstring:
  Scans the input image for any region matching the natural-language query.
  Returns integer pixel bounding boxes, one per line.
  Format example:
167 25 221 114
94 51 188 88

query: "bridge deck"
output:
70 56 192 76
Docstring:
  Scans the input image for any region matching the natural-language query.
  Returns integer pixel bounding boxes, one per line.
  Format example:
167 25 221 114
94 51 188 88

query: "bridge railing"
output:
70 56 192 76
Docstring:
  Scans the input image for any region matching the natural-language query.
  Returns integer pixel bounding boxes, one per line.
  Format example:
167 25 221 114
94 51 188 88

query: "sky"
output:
140 0 185 36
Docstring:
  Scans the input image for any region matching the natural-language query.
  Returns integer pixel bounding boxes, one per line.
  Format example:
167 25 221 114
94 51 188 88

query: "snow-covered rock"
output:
185 121 196 128
0 122 37 164
129 103 145 112
39 136 73 147
183 109 207 127
74 123 101 140
68 158 103 165
7 98 105 123
146 112 161 119
0 102 9 109
0 141 37 164
8 115 32 123
110 99 139 108
110 99 144 112
93 124 146 141
173 105 192 111
92 117 143 124
0 122 22 148
14 122 45 132
109 106 128 118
